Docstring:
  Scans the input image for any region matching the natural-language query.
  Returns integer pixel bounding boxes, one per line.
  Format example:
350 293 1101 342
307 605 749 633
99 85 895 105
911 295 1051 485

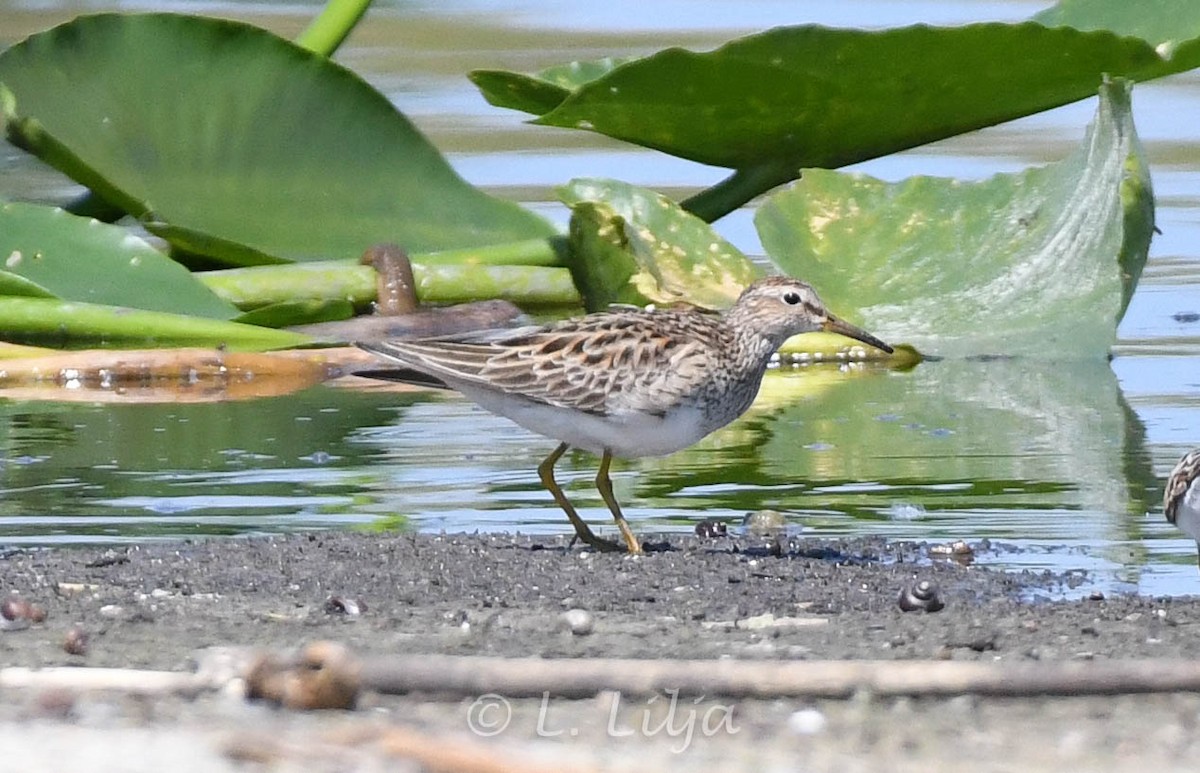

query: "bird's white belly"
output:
456 386 709 458
1177 483 1200 544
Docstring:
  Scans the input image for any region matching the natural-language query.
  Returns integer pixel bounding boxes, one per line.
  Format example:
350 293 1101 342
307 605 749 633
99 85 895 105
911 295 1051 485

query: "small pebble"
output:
928 540 974 559
1 597 46 629
742 509 787 534
897 580 945 613
562 608 594 636
694 519 728 539
245 641 360 711
787 707 828 735
63 626 89 656
323 596 366 616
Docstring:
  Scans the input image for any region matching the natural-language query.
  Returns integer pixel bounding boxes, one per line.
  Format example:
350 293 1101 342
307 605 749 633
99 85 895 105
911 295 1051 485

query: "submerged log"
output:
0 347 344 402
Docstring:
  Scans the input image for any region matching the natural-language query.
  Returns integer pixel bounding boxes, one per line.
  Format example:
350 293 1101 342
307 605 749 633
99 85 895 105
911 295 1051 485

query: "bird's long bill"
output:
822 315 894 354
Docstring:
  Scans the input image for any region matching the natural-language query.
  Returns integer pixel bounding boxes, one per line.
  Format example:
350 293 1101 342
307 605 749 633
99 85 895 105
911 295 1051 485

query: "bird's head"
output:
726 276 893 353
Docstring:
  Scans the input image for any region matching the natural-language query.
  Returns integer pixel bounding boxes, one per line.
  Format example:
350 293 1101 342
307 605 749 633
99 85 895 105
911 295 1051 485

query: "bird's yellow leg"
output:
538 443 623 553
595 450 643 555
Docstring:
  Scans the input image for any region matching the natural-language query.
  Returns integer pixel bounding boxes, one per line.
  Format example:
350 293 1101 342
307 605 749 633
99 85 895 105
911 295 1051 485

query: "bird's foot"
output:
569 530 631 554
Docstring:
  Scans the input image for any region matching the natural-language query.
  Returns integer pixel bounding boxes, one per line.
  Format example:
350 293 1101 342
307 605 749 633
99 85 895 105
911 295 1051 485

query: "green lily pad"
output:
0 199 238 319
559 178 760 311
754 78 1153 359
1033 0 1195 46
0 202 238 319
0 297 312 351
0 13 554 267
471 11 1200 172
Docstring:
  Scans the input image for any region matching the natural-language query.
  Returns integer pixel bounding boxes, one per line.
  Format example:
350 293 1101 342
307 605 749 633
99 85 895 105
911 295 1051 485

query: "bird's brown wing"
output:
356 310 726 416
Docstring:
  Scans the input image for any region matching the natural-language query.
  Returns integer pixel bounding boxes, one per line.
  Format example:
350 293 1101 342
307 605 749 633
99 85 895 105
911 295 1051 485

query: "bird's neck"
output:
696 327 778 428
729 326 783 373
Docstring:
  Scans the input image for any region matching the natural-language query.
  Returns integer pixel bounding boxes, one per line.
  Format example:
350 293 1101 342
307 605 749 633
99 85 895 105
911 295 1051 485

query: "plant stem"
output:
0 298 311 351
420 265 579 306
414 236 568 267
199 262 580 310
681 162 800 223
296 0 375 57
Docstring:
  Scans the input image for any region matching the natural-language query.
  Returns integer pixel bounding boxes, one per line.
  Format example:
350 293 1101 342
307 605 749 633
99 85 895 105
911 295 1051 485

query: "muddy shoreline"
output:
2 531 1200 771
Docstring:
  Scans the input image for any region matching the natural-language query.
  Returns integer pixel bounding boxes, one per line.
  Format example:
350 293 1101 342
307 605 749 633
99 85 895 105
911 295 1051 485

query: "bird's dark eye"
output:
783 291 801 305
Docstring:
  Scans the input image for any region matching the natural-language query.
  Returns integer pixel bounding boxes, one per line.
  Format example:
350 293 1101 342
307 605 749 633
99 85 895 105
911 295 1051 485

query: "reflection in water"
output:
640 358 1145 530
0 389 412 541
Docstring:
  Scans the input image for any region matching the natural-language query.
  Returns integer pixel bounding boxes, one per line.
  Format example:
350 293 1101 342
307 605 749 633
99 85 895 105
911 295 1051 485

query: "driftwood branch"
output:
4 653 1200 701
360 655 1200 699
0 666 212 695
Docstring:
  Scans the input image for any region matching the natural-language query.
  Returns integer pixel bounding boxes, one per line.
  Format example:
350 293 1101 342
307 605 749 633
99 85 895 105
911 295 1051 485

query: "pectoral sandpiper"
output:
357 276 893 554
1165 449 1200 567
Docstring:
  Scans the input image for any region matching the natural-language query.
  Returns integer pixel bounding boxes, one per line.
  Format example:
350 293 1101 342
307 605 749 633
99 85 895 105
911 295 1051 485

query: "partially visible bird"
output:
357 276 893 554
1165 448 1200 568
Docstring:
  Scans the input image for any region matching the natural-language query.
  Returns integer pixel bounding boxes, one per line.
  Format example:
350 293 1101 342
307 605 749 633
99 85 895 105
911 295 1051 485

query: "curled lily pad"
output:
560 178 760 311
559 179 894 358
755 78 1153 359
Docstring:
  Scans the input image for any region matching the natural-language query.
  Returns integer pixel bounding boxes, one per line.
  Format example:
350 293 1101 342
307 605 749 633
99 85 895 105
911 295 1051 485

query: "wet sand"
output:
2 531 1199 771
